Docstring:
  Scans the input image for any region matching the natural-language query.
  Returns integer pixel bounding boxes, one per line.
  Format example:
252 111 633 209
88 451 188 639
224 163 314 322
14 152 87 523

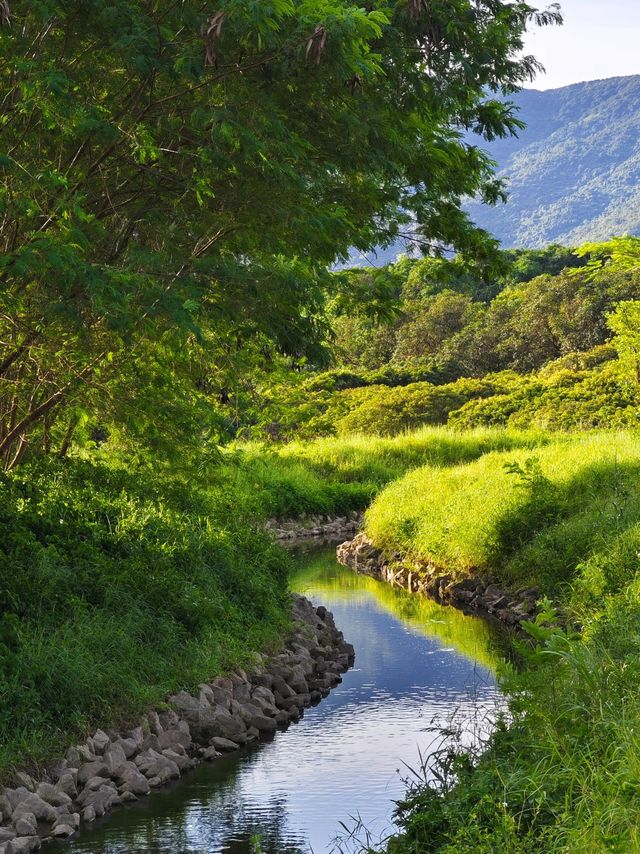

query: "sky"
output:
524 0 640 89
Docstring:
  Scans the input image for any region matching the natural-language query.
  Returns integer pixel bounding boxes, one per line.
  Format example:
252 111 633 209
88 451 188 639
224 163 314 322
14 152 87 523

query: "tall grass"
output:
229 426 548 521
366 430 640 853
366 431 640 606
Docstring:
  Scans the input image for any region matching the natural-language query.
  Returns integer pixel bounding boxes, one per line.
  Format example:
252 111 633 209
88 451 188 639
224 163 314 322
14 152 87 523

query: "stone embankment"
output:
0 596 354 853
265 511 363 542
337 533 539 628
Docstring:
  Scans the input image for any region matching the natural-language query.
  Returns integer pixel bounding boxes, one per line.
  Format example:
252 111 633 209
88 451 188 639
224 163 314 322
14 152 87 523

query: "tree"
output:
0 0 561 468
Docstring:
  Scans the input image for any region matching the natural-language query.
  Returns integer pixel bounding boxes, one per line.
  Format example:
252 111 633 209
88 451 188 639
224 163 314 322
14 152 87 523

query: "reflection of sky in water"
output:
63 554 504 854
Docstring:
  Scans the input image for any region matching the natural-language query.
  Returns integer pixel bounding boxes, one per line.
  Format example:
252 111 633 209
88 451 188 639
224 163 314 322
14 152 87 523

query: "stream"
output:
62 546 510 853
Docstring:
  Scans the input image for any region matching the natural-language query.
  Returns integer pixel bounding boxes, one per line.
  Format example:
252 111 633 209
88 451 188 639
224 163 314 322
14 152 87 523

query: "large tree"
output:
0 0 560 467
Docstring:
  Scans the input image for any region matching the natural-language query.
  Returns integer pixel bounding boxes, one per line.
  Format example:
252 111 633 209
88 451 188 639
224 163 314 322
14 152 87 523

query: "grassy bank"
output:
363 430 640 852
0 426 541 778
229 426 548 521
0 458 291 777
366 431 640 612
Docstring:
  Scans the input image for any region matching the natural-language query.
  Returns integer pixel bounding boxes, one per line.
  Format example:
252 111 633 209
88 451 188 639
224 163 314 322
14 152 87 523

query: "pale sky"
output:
524 0 640 89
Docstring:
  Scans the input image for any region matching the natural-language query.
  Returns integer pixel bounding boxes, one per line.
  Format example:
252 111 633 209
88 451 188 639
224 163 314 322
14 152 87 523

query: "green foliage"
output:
0 0 555 470
464 76 640 248
365 431 640 601
0 456 291 773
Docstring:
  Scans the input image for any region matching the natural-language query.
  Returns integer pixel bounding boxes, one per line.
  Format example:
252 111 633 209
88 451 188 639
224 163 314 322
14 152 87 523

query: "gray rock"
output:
36 782 72 808
90 730 110 755
209 737 239 753
53 810 80 830
275 710 290 727
13 813 37 837
6 837 41 854
135 750 180 782
0 793 13 820
81 787 119 817
77 761 109 787
232 682 252 704
251 686 277 709
12 794 57 824
157 729 191 751
13 775 34 794
207 685 232 710
126 727 144 749
120 791 137 804
51 824 75 839
114 738 138 760
239 705 277 733
104 743 127 773
5 789 32 812
201 747 220 762
168 691 202 717
72 744 96 763
82 806 96 823
0 830 16 844
141 734 160 752
146 711 163 736
114 764 150 797
55 773 78 800
161 750 193 772
147 777 162 789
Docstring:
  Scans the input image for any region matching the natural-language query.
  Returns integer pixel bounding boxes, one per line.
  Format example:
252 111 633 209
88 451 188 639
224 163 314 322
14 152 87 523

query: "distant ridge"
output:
465 74 640 248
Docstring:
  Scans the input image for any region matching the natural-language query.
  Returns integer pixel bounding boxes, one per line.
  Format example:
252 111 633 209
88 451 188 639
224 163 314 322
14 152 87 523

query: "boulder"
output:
6 837 41 853
13 775 34 794
35 782 71 809
12 794 57 824
0 830 16 844
120 791 137 804
82 806 96 823
104 743 128 774
125 727 144 749
116 765 150 797
77 778 114 806
90 730 110 755
201 747 220 762
4 789 32 813
51 824 75 839
80 787 119 817
209 737 239 753
146 711 163 736
13 813 37 837
157 729 191 751
115 738 138 760
55 774 78 800
161 750 194 772
77 761 109 787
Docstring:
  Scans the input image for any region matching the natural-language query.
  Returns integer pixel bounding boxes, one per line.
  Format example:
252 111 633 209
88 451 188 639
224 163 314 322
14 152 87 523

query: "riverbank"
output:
355 431 640 852
0 595 354 851
337 533 538 629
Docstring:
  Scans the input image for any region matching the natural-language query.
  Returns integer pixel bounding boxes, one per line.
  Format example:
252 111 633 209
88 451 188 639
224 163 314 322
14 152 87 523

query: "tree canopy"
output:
0 0 560 468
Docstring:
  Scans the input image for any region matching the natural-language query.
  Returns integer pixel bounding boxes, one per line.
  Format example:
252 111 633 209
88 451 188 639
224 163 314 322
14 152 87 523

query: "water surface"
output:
63 547 508 853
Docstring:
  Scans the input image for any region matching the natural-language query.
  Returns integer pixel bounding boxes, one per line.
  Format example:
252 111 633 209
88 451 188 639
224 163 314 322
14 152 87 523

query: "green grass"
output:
228 426 548 521
362 430 640 853
0 458 291 778
366 431 640 607
0 425 542 779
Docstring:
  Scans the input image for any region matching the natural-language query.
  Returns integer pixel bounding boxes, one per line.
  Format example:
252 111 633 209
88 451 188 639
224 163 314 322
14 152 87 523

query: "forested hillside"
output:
466 75 640 247
229 239 640 441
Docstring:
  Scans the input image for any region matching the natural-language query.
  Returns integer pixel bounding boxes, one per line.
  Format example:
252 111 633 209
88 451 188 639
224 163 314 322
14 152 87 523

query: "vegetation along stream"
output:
60 547 511 854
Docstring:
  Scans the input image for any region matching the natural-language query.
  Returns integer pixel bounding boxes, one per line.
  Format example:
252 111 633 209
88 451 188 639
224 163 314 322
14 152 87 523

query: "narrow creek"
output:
62 546 511 853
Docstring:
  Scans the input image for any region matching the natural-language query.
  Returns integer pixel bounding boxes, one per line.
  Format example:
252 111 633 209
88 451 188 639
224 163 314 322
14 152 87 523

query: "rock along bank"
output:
337 532 540 629
0 595 354 853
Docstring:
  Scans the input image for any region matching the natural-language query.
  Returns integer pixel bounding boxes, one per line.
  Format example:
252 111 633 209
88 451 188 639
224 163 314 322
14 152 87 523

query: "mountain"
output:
465 75 640 248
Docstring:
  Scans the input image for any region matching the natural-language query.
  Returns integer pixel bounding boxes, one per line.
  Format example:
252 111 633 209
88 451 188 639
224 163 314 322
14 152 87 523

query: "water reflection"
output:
63 549 507 854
